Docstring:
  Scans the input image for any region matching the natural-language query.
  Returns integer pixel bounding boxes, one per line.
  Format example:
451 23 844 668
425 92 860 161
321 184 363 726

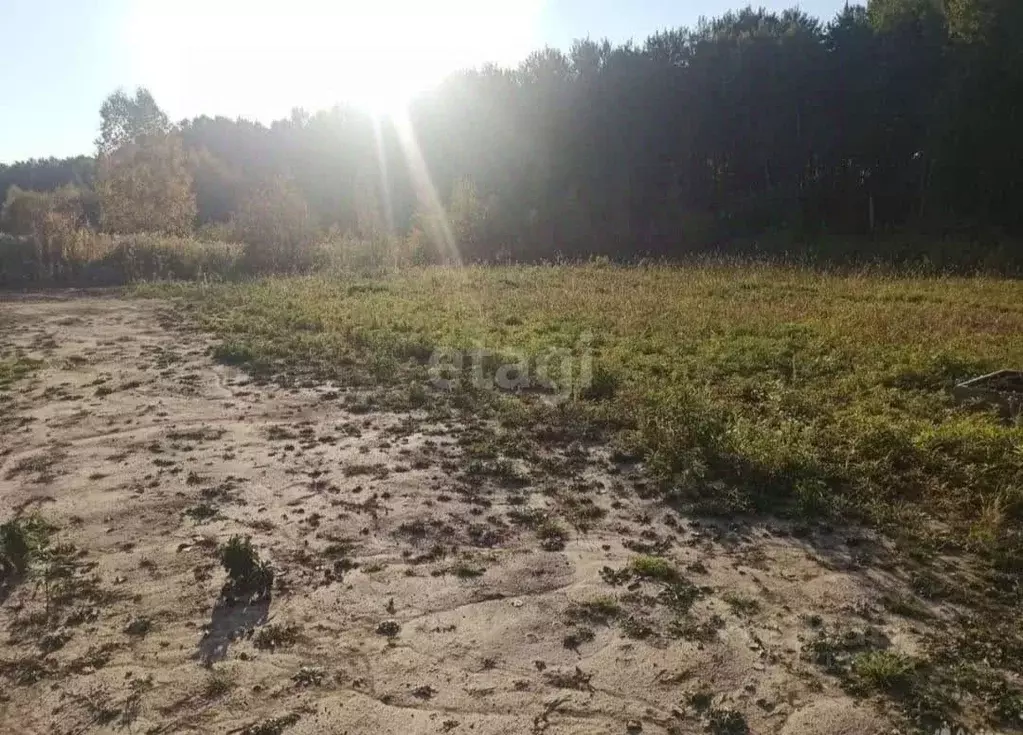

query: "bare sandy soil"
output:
0 295 944 734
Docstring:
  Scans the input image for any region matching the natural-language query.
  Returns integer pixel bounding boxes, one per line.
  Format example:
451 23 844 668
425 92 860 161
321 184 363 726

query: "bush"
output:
0 235 37 284
103 234 242 282
0 516 52 587
218 535 273 599
1 186 112 283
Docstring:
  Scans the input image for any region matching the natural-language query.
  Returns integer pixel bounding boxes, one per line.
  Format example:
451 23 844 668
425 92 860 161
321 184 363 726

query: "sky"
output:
0 0 847 164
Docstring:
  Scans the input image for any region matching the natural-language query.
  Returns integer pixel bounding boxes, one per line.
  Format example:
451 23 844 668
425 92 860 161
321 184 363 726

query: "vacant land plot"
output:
2 265 1023 734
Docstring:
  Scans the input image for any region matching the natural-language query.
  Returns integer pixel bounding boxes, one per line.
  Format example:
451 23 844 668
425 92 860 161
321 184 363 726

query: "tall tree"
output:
96 88 171 156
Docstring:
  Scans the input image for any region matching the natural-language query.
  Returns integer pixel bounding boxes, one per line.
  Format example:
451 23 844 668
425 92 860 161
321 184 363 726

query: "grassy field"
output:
2 264 1023 732
148 263 1023 556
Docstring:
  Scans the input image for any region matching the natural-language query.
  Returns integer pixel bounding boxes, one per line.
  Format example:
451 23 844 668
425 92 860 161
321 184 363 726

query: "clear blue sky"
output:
0 0 848 164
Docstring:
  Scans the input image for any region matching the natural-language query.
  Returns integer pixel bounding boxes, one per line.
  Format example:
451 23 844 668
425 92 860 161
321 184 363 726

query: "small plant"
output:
291 666 325 687
803 625 890 675
124 616 153 637
0 516 51 581
705 708 749 735
671 614 725 642
38 630 72 654
203 668 236 698
565 596 621 625
563 627 596 651
658 580 703 614
536 518 568 551
184 502 219 522
254 622 302 651
686 689 714 712
722 592 761 617
852 651 916 693
629 555 680 583
452 562 485 579
218 535 273 599
579 362 619 401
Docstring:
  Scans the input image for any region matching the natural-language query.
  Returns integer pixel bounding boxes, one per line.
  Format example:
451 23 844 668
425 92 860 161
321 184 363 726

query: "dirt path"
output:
0 295 936 734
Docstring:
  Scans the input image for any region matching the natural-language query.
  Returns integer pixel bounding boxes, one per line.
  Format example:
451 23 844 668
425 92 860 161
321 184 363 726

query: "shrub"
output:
1 186 111 282
104 234 242 282
0 516 52 585
629 555 681 583
0 235 36 284
218 535 274 599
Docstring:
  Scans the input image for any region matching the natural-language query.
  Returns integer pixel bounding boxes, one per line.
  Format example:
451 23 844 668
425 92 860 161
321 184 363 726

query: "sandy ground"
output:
0 294 944 734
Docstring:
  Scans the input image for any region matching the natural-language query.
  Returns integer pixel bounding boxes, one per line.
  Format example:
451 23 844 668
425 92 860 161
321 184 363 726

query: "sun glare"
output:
127 0 541 119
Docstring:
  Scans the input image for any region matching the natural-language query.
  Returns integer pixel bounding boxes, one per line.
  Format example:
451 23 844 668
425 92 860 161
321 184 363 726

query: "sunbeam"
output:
390 109 461 266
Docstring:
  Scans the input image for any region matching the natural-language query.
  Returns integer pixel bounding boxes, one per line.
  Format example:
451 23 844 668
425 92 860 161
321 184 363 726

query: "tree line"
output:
2 0 1022 268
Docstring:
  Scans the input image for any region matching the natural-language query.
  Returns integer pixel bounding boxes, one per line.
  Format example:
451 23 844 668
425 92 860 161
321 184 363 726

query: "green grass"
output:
0 356 41 392
852 651 916 693
138 264 1023 552
628 555 681 583
0 516 53 583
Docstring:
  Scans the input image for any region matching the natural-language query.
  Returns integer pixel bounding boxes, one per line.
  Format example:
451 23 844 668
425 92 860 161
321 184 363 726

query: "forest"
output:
1 0 1022 274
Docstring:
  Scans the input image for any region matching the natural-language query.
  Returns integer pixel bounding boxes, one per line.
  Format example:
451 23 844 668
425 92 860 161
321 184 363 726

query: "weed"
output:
722 592 761 617
254 622 302 651
452 562 485 579
803 625 890 675
671 614 725 642
0 655 55 686
565 596 621 625
291 666 325 687
686 689 714 712
184 502 220 522
0 516 51 581
124 617 153 637
852 651 916 693
705 708 749 735
38 630 72 654
203 668 236 698
629 555 680 583
543 666 594 692
0 356 40 391
562 627 596 651
535 518 568 551
658 580 703 615
241 712 301 735
218 535 274 599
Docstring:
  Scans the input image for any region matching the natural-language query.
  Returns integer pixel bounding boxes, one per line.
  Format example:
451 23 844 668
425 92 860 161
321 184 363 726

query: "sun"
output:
126 0 542 120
